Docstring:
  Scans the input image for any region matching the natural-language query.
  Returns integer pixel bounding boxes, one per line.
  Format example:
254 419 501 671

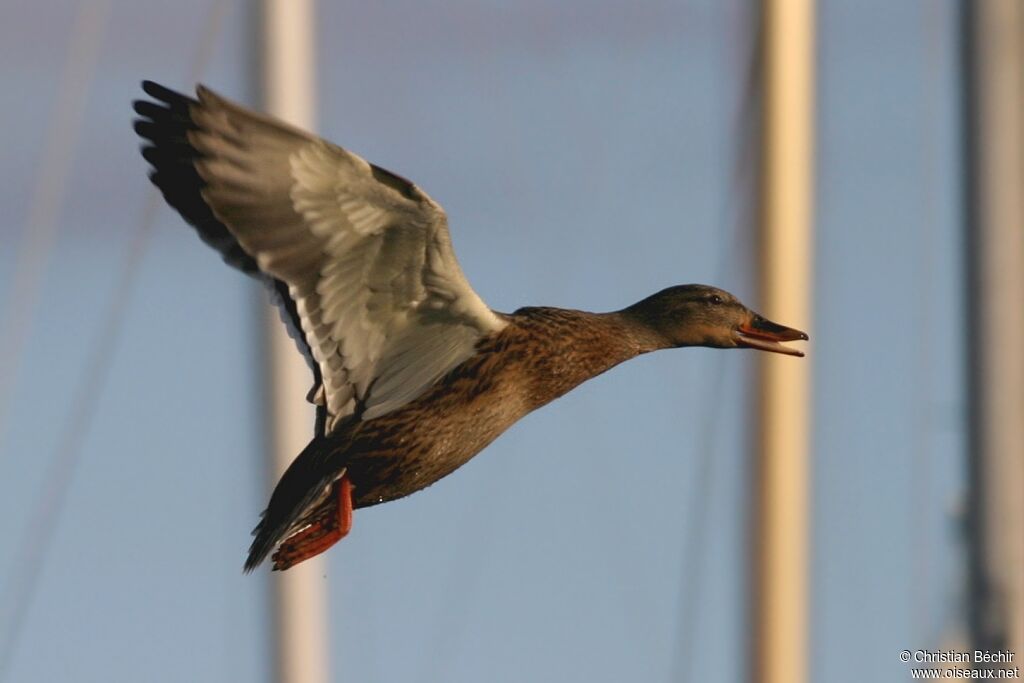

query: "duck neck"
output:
512 307 669 411
605 307 675 354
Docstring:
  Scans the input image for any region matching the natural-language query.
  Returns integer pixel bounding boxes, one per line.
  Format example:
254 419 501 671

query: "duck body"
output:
132 81 807 572
305 307 645 509
255 307 648 566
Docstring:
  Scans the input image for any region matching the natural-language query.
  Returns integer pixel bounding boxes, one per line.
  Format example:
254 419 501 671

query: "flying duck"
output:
132 81 807 572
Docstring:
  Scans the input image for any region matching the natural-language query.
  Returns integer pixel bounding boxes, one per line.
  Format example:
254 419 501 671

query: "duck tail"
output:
244 437 338 573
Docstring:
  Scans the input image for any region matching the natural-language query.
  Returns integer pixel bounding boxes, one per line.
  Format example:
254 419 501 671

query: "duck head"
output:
621 284 808 356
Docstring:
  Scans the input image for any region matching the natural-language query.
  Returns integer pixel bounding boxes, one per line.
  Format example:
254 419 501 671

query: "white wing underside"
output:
186 86 505 431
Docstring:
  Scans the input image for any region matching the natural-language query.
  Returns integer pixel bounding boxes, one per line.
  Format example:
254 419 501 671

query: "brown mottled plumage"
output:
338 308 650 508
132 81 807 572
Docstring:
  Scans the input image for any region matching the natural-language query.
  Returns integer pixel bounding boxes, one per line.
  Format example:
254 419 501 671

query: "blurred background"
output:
0 1 1020 682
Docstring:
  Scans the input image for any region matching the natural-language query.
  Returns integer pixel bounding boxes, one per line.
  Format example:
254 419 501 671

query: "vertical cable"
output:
672 2 763 681
0 0 112 457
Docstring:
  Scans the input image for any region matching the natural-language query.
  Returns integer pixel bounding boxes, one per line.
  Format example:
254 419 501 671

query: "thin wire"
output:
0 0 112 459
0 196 156 682
671 1 763 681
0 3 230 678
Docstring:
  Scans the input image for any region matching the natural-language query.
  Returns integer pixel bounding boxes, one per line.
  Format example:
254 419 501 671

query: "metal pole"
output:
751 1 815 682
258 2 330 682
962 0 1024 665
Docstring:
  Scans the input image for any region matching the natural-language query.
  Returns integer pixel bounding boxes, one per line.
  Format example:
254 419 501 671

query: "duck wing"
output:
134 81 506 432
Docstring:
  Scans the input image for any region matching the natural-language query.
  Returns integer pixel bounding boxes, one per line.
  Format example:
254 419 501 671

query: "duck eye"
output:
707 295 723 305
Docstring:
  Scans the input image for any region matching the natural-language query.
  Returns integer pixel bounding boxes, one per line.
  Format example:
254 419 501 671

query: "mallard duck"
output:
133 81 807 572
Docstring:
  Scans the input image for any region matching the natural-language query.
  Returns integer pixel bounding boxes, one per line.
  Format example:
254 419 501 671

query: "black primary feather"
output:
133 81 325 431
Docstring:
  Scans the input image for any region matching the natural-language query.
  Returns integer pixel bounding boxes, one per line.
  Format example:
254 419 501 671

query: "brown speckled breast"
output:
330 307 646 508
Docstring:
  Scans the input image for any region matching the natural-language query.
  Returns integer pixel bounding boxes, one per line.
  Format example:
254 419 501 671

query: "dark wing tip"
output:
132 118 157 139
243 518 275 573
133 98 171 120
139 80 198 116
141 79 179 100
131 99 152 117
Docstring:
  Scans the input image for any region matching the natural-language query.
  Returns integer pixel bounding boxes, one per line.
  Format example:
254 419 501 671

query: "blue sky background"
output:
0 1 965 681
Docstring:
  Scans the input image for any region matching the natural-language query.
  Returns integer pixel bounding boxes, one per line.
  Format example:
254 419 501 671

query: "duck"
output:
132 81 807 572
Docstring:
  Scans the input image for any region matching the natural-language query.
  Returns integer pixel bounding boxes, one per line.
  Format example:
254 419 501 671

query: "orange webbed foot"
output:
272 475 353 571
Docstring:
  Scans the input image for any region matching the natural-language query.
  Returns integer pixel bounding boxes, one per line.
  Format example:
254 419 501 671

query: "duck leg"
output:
271 474 353 571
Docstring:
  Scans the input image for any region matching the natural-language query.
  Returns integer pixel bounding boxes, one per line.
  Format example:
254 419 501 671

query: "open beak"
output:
734 314 808 357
